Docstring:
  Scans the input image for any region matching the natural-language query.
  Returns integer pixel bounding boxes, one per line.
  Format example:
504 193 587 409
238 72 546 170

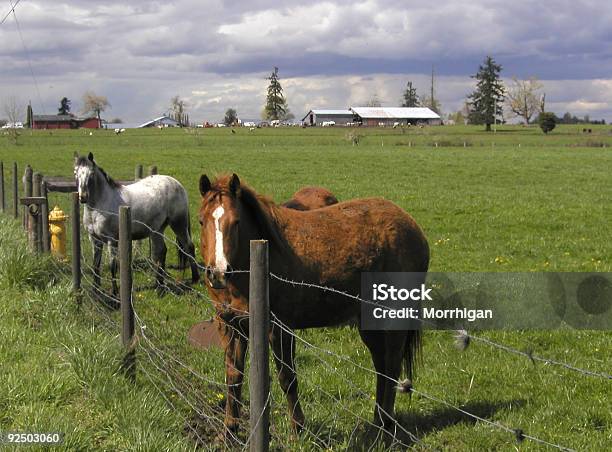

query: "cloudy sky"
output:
1 0 611 124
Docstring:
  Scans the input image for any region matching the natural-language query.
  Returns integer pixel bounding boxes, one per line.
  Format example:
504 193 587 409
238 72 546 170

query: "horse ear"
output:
199 175 211 196
229 173 240 197
87 152 95 163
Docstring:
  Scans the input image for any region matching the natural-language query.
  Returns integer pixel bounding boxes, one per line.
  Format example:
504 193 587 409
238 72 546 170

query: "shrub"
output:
539 112 557 134
346 130 363 146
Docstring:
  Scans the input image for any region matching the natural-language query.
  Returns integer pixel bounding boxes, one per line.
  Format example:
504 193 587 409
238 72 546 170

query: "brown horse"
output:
283 186 338 210
198 174 429 439
189 186 337 348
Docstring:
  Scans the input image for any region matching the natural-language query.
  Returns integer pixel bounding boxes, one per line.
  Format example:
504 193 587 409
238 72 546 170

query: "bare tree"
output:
81 91 110 123
506 77 543 125
3 96 23 144
365 94 382 107
170 95 188 126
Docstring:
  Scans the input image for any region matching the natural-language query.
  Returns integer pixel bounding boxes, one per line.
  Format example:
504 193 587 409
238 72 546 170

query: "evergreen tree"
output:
58 97 71 115
401 81 419 107
468 56 505 131
264 67 290 121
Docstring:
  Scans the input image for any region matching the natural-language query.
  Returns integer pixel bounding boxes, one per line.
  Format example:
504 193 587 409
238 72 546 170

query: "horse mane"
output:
97 165 121 188
76 156 121 188
212 175 291 254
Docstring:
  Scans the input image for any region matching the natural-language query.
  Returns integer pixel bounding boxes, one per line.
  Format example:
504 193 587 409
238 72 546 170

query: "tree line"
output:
406 57 606 131
3 62 606 131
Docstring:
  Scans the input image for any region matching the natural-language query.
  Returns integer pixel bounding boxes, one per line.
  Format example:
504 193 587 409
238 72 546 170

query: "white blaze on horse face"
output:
75 165 91 200
212 205 228 272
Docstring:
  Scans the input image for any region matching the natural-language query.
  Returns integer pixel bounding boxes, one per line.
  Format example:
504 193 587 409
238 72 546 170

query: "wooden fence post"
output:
0 161 5 213
249 240 270 452
71 192 81 304
41 181 50 253
30 172 42 253
135 164 143 181
119 205 135 381
12 162 18 219
23 165 32 229
148 165 158 176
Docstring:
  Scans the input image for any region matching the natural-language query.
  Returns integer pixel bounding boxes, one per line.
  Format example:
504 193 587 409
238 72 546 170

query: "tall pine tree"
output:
401 81 419 107
264 67 290 121
468 56 505 131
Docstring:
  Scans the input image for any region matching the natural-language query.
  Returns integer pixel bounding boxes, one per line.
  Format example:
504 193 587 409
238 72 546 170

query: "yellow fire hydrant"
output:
48 206 68 259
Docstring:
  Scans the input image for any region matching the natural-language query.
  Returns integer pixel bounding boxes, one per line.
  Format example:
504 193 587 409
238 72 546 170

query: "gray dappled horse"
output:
74 152 199 298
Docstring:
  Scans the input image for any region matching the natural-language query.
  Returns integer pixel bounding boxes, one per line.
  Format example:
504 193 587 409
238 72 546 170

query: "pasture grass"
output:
0 124 610 450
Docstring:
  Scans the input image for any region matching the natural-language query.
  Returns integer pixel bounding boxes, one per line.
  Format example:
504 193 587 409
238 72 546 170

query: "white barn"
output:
350 107 441 126
138 115 180 128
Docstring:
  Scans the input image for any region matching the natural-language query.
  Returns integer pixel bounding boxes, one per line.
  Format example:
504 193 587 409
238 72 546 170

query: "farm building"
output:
301 109 354 126
32 115 101 129
350 107 441 126
138 115 180 128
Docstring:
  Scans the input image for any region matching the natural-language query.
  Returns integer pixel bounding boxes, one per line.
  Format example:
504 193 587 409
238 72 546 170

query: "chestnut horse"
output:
198 174 429 439
283 186 338 210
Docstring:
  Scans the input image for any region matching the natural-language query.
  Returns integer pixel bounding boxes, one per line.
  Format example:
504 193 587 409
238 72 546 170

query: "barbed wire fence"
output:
77 204 601 450
1 162 608 450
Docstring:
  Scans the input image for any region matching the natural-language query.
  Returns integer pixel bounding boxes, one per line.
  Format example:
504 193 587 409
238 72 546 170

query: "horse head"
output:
74 152 96 204
198 173 242 289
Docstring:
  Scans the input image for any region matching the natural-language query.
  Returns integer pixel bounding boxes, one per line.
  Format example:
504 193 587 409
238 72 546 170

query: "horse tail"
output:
403 330 421 382
404 234 429 382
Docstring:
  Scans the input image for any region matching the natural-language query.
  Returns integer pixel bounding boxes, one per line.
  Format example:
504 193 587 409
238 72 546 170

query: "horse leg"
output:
91 236 103 290
150 233 167 295
170 218 200 285
187 238 200 285
359 329 388 427
220 320 248 439
270 323 305 433
379 331 408 432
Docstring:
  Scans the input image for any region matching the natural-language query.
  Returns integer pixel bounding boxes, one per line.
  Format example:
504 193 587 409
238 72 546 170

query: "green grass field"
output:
0 125 610 451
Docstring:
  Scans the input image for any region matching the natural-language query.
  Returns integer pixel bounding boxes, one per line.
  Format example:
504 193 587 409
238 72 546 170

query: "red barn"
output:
78 117 101 128
32 115 101 129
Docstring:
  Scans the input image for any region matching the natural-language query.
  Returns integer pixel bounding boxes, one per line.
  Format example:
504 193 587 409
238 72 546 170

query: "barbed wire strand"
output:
269 315 576 452
463 331 612 380
267 317 428 450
